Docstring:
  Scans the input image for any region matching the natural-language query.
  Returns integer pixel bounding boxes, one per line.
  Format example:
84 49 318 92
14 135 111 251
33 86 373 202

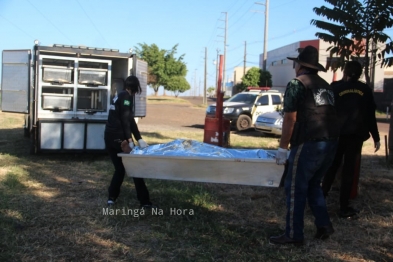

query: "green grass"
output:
147 96 190 104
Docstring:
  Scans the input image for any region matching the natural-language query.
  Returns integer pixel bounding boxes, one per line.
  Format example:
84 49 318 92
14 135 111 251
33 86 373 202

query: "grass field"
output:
0 101 393 261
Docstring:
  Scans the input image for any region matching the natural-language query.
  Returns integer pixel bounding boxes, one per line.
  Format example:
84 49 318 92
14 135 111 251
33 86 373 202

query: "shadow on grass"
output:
184 124 204 130
231 129 275 138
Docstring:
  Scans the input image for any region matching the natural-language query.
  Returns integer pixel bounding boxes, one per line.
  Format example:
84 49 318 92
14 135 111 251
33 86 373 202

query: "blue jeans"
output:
284 140 337 240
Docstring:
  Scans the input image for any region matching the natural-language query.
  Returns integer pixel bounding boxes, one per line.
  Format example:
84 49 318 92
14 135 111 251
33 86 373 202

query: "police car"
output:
205 87 283 131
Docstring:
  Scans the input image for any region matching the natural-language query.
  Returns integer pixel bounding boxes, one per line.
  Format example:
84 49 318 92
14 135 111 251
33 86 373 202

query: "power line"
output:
228 3 255 31
227 0 252 21
269 25 313 41
0 13 36 40
270 0 298 10
25 0 74 44
225 0 247 14
75 0 111 48
228 11 257 36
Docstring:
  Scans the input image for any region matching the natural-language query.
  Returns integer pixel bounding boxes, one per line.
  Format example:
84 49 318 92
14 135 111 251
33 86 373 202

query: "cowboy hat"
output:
287 45 327 72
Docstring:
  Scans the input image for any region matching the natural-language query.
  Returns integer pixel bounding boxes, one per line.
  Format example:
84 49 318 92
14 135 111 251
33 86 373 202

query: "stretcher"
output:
118 149 284 187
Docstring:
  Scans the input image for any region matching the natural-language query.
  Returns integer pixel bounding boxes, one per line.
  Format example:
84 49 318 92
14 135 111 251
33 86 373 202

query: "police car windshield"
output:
226 93 258 103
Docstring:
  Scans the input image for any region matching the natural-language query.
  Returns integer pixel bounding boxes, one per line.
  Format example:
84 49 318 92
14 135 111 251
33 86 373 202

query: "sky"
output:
1 0 390 96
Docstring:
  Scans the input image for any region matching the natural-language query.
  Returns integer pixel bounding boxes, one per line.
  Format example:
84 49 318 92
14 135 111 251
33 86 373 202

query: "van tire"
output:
236 115 252 131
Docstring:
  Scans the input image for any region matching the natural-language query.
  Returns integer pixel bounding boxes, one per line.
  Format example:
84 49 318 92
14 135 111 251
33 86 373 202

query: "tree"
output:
381 41 393 67
238 67 273 92
233 82 246 93
165 76 191 97
242 67 261 88
311 0 393 88
135 43 188 96
134 43 166 96
259 70 273 87
162 44 188 95
207 86 216 97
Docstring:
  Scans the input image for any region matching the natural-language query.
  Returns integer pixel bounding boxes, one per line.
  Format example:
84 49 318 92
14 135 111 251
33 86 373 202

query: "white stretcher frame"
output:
119 151 284 187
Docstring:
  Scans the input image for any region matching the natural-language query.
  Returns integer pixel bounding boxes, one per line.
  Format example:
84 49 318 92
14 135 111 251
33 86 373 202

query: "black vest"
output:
290 74 339 147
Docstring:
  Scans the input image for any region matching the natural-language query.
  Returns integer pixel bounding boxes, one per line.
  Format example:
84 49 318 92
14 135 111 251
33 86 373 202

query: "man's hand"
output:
121 140 132 153
374 141 381 153
138 139 149 149
276 147 288 165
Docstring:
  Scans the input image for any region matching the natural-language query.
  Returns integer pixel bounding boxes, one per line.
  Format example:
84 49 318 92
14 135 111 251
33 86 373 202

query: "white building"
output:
264 39 385 92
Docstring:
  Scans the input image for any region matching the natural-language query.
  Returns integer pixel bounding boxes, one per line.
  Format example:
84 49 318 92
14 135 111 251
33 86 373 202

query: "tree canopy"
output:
242 67 261 88
236 67 273 92
311 0 393 87
207 86 216 97
135 43 189 96
165 75 191 97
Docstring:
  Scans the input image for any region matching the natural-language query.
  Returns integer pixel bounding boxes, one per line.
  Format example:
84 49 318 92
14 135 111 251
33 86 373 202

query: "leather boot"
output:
269 233 304 246
314 223 334 240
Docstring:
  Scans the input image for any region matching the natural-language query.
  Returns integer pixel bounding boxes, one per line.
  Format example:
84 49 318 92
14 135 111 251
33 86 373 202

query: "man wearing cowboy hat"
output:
270 45 339 245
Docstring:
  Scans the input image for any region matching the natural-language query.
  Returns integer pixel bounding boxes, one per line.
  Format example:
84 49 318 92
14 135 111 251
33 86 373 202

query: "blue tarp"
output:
130 139 275 159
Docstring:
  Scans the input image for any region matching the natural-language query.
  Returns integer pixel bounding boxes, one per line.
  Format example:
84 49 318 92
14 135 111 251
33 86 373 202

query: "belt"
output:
307 137 338 142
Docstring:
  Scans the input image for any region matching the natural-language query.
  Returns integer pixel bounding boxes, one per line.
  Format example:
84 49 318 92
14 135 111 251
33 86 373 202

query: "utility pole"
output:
215 49 220 93
244 41 247 77
219 12 228 92
194 69 197 97
224 12 228 91
204 47 207 104
255 0 269 71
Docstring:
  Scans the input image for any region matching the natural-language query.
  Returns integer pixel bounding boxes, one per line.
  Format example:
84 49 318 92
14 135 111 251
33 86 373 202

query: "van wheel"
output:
236 115 252 131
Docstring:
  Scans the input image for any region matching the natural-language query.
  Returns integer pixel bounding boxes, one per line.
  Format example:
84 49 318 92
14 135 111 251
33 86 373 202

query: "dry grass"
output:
1 109 393 262
146 96 194 105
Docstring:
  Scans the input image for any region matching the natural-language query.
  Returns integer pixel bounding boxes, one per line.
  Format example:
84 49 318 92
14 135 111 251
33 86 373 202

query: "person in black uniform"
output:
105 75 154 208
321 61 380 218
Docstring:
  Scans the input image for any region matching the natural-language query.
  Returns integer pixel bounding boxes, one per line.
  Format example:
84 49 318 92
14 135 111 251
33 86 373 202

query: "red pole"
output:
216 55 224 146
332 71 337 82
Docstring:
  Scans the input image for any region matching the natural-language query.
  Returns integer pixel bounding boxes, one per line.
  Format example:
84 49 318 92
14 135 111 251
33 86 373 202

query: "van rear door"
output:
1 49 31 113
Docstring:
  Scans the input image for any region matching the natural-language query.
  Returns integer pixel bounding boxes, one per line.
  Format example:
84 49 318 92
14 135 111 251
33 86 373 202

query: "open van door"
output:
1 50 31 113
133 58 148 118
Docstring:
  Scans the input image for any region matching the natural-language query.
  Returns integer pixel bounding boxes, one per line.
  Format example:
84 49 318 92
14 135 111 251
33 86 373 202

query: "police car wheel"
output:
236 115 252 131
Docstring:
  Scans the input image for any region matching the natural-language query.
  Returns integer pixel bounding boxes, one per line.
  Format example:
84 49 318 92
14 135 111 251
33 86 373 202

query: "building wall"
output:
233 66 252 84
266 42 300 87
264 39 385 91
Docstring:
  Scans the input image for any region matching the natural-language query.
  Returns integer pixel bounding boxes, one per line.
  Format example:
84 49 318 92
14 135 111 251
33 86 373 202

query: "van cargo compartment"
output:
42 66 72 84
78 68 107 85
42 93 73 110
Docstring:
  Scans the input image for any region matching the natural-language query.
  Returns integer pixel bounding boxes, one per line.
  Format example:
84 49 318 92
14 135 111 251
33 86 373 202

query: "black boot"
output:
315 223 334 240
269 234 304 246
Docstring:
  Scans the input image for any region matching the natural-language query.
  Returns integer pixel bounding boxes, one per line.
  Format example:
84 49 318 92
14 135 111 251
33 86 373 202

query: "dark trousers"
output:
321 135 363 210
105 132 151 205
284 140 337 240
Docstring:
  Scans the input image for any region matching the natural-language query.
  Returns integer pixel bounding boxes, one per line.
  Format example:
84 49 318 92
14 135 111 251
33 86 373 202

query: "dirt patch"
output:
138 96 211 132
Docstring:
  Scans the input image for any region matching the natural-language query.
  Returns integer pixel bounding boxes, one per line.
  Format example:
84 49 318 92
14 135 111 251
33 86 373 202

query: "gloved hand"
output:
138 139 149 149
374 141 381 153
129 141 135 149
275 147 288 165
